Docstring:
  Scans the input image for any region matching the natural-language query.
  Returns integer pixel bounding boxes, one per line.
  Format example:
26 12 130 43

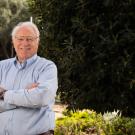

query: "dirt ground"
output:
53 103 66 119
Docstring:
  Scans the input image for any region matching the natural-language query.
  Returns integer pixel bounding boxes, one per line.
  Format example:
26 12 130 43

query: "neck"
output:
17 57 26 64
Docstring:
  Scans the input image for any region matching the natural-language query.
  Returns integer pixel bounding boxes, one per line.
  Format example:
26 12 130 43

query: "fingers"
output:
26 83 39 90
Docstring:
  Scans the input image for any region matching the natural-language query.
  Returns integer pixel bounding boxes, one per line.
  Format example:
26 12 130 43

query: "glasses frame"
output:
14 36 39 42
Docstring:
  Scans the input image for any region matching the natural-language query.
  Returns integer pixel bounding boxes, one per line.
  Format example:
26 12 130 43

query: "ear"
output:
12 42 14 48
11 38 15 48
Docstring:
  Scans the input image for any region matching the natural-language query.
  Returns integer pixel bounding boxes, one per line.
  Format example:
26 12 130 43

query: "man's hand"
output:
26 83 39 91
0 87 7 99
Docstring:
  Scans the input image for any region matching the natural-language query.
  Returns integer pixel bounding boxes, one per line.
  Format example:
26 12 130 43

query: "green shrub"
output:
55 109 135 135
55 109 105 135
103 117 135 135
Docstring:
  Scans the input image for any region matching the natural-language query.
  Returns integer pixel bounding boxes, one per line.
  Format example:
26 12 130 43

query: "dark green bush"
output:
28 0 135 116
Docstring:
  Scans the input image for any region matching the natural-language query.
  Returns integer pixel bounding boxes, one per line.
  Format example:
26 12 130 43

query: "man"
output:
0 22 58 135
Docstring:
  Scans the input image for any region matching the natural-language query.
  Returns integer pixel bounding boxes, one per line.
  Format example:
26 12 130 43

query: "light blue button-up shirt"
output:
0 54 58 135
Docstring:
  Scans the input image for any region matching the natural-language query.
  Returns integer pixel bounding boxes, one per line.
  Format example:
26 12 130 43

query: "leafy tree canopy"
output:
0 0 30 59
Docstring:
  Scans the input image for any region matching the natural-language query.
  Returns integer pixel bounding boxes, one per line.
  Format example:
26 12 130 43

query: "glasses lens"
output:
15 36 38 42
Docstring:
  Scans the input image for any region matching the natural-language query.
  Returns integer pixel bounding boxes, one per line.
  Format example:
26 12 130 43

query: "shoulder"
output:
0 58 15 67
36 56 57 70
37 56 56 66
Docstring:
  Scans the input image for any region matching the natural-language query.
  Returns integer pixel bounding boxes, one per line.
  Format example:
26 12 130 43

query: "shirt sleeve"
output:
4 62 58 108
0 100 16 112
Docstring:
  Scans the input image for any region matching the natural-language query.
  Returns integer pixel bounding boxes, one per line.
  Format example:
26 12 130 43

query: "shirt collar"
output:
14 54 37 69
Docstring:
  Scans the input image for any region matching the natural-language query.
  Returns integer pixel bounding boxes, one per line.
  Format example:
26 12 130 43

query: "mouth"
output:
20 47 31 51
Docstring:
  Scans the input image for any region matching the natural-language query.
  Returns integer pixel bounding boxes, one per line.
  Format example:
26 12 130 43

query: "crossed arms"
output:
0 63 58 113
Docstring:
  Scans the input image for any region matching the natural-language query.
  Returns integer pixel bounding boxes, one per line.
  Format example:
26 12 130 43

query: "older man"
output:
0 22 58 135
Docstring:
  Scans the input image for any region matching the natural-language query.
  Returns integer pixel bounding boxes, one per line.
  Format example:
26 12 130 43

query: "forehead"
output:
15 26 36 36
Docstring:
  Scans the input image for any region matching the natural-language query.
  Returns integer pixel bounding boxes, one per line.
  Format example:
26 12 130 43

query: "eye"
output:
27 37 33 42
15 36 24 41
18 38 24 41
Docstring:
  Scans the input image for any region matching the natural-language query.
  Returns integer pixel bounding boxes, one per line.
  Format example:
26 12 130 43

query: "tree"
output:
28 0 135 117
0 0 30 59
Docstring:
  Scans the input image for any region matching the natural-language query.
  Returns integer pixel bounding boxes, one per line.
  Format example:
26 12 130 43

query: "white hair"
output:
11 21 40 37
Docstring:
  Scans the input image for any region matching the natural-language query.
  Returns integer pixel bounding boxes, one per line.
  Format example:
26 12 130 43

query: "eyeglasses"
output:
14 36 38 42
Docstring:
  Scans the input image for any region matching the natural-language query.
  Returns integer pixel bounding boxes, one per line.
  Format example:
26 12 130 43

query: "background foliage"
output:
29 0 135 116
55 109 135 135
0 0 30 59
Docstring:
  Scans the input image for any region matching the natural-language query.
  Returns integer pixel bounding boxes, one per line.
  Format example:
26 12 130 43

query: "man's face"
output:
12 26 39 62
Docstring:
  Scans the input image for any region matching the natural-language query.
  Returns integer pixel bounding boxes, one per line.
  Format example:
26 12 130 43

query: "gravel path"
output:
53 103 66 119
